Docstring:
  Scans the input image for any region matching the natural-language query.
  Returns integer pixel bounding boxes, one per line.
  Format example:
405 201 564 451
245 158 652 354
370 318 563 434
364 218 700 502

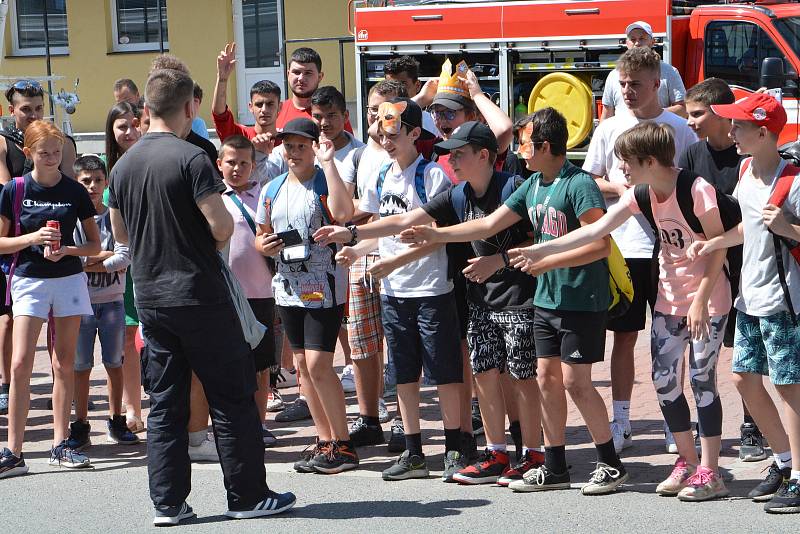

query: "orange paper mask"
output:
378 100 408 135
517 122 535 160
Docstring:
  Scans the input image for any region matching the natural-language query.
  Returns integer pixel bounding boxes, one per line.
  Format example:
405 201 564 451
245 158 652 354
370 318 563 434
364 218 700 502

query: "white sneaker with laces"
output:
267 388 284 412
188 437 219 462
610 420 632 454
378 398 391 424
340 364 356 393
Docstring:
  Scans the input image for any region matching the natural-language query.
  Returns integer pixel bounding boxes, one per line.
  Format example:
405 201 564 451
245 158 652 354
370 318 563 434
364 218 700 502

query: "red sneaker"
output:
452 448 510 485
498 449 545 487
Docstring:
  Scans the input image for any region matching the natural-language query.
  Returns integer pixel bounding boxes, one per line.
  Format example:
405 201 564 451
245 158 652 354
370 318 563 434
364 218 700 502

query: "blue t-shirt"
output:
0 173 96 278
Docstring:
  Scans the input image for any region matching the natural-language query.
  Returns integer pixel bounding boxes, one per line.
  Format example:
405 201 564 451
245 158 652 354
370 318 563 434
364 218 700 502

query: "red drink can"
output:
46 220 60 252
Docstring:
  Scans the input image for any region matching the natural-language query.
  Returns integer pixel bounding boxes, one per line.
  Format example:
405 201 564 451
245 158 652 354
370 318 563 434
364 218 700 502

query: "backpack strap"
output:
766 162 800 324
739 156 752 182
225 190 257 235
414 159 430 204
767 163 800 208
450 182 469 223
311 167 335 226
6 176 25 306
262 172 289 229
773 232 798 324
675 169 703 234
376 162 392 201
633 183 657 235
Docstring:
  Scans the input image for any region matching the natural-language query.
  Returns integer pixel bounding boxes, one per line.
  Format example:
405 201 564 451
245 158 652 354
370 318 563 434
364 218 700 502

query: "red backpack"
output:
741 157 800 319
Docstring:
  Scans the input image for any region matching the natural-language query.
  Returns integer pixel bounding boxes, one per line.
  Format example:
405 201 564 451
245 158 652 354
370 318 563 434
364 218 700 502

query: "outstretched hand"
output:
217 42 237 80
399 225 439 247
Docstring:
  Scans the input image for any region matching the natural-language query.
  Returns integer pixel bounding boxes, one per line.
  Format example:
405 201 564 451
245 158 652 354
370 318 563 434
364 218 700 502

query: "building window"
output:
243 0 281 68
111 0 168 52
11 0 69 56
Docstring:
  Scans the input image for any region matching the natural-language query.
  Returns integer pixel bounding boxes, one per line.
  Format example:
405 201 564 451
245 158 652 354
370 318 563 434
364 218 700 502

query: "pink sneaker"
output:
656 457 692 496
677 465 729 501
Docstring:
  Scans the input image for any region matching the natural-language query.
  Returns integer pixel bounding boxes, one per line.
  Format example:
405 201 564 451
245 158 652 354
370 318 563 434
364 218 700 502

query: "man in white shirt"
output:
600 20 687 121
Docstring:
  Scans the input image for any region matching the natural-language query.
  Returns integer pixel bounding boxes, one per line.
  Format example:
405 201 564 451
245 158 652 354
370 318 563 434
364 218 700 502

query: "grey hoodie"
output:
74 209 131 304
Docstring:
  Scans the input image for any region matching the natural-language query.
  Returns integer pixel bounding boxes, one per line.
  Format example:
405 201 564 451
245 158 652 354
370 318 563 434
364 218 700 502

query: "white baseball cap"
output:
625 21 653 37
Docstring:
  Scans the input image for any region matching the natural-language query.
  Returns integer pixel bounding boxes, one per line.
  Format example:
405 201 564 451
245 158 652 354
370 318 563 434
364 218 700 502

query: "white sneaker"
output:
275 368 298 390
610 420 632 454
664 423 678 454
188 437 219 462
266 388 284 412
340 364 356 393
378 398 391 424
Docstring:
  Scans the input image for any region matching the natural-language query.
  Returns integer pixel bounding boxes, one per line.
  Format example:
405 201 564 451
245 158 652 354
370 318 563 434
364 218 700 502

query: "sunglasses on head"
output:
11 80 43 92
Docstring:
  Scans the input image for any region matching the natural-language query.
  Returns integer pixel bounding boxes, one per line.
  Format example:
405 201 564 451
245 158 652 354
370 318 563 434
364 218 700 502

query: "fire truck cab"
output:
353 0 800 155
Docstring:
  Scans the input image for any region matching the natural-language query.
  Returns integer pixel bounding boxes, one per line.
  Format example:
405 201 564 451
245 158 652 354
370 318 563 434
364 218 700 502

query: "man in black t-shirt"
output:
108 67 295 525
678 78 766 464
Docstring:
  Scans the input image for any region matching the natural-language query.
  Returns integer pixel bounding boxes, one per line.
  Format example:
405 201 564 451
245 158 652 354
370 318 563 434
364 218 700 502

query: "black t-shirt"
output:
0 173 96 278
186 130 220 176
422 173 535 310
678 140 742 195
108 132 227 308
503 151 533 180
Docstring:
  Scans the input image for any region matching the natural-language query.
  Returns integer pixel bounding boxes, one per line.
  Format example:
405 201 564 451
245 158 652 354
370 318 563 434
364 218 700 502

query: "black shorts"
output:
248 298 276 372
533 307 607 365
606 257 657 332
0 274 11 316
381 292 463 385
276 304 344 353
453 273 469 340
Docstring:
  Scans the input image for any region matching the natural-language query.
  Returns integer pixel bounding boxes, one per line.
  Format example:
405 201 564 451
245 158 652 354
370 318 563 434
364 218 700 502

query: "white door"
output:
233 0 284 125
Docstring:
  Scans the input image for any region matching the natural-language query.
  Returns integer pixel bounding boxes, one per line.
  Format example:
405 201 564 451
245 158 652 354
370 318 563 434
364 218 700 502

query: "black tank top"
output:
2 133 31 177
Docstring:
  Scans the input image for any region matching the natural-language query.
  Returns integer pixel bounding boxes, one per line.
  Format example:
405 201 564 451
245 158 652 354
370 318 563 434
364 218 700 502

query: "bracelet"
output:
345 224 359 246
500 251 510 267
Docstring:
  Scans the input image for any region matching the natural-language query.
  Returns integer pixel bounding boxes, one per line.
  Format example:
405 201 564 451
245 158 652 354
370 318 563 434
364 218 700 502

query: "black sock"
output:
744 414 756 426
337 439 353 449
444 427 461 453
545 445 567 473
362 415 380 427
0 383 8 394
595 438 622 468
405 432 423 457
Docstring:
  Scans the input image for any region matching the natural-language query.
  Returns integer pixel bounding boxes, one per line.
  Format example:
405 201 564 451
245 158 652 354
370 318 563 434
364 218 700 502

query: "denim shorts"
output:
381 292 463 385
75 301 125 372
732 310 800 385
11 273 93 319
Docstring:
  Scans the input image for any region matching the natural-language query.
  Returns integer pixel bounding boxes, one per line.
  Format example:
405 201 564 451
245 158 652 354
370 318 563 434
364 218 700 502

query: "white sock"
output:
487 443 507 453
792 470 800 481
776 451 792 470
613 401 631 426
522 447 544 455
188 430 207 447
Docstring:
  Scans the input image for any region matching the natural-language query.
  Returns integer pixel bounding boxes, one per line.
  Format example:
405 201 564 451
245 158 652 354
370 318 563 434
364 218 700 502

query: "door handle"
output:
412 14 443 21
565 8 600 15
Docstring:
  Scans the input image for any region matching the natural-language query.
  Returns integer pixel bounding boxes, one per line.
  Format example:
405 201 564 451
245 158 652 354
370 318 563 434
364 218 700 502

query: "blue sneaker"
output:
66 420 91 451
49 440 92 469
0 448 28 479
225 490 296 519
107 415 140 445
0 392 8 415
153 501 196 526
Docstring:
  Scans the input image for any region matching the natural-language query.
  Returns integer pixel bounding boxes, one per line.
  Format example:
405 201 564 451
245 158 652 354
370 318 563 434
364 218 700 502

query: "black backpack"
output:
633 169 742 289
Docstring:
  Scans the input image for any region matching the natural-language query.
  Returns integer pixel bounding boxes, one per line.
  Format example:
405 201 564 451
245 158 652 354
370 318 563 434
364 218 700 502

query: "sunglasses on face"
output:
429 108 459 121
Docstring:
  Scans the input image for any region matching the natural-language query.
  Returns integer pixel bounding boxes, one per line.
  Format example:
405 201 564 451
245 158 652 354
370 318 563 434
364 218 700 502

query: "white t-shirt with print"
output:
583 110 698 258
360 155 453 297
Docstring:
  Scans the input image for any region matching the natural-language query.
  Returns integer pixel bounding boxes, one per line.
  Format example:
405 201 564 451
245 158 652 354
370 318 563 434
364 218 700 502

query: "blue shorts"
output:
381 292 463 386
75 301 125 372
732 310 800 385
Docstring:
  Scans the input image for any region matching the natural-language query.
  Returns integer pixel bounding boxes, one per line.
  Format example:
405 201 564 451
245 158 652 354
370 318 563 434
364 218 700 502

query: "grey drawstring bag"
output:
218 252 266 350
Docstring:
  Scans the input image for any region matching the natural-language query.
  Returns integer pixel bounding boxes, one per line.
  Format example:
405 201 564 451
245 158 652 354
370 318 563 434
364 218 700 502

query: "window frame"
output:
703 19 786 91
9 0 70 57
110 0 169 53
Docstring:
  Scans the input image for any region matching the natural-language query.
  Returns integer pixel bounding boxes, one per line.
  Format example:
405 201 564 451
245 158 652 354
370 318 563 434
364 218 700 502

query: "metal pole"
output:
339 39 346 100
42 0 55 118
157 0 164 53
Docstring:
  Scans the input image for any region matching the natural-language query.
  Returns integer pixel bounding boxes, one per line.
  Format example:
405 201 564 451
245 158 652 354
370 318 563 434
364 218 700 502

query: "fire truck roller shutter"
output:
528 72 594 149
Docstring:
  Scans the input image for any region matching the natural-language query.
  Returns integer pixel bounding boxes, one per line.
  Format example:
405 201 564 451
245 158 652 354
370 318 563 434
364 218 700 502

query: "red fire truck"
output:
352 0 800 155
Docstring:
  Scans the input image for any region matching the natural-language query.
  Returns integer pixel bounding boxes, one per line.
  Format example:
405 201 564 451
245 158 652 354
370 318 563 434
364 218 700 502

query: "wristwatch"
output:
345 224 359 246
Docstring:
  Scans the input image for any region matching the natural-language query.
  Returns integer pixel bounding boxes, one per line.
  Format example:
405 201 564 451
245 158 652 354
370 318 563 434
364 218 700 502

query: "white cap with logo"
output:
625 20 653 37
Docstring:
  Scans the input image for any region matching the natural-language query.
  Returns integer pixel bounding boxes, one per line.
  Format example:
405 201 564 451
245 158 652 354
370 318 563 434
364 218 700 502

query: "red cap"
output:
711 93 787 135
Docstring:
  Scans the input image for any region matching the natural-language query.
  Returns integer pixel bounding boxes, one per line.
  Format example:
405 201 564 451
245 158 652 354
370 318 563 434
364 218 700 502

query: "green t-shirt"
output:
504 161 609 312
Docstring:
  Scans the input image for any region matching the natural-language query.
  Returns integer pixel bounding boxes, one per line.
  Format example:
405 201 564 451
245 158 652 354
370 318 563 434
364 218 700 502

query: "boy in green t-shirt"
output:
402 108 628 495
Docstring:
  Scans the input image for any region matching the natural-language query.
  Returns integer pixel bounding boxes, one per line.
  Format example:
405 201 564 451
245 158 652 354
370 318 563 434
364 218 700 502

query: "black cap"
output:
434 121 498 155
276 118 319 141
432 92 474 111
379 97 435 140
